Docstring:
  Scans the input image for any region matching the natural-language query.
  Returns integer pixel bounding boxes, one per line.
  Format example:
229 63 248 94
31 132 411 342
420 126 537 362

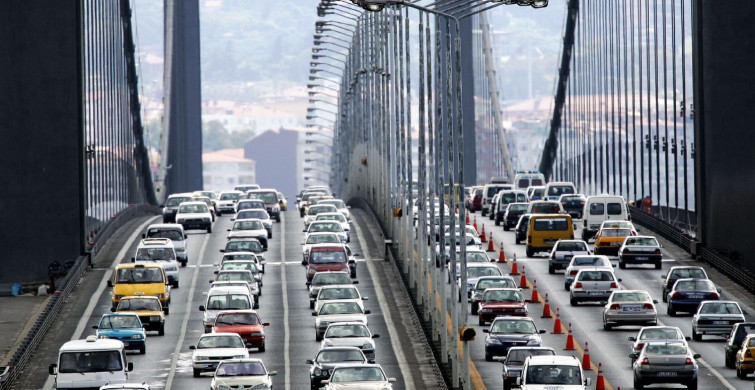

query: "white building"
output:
202 148 256 191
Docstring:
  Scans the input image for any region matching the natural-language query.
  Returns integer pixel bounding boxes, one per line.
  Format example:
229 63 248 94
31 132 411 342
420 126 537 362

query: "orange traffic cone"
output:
510 254 520 275
519 266 528 289
487 238 495 252
480 225 487 243
564 323 576 350
473 216 478 231
541 293 552 318
552 308 563 334
595 363 606 390
466 214 470 224
528 279 540 303
498 242 507 263
582 341 591 369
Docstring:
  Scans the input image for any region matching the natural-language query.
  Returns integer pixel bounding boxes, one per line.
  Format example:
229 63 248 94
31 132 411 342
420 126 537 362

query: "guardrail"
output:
0 204 157 390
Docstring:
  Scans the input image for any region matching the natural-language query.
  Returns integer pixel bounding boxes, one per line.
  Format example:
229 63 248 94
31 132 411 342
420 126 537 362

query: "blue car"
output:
666 278 719 316
482 316 546 361
93 313 147 354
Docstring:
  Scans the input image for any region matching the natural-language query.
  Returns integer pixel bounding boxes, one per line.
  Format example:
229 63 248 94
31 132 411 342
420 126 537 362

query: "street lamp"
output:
304 167 331 174
308 107 339 116
312 47 347 58
310 68 342 79
314 38 351 51
311 61 345 72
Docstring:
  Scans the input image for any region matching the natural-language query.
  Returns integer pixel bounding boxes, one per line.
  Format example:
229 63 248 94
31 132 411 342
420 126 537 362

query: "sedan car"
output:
304 221 348 244
666 278 719 316
735 334 755 379
692 300 747 341
307 347 370 390
514 214 532 245
548 240 591 274
221 238 266 264
594 228 633 256
502 203 528 231
92 313 146 354
227 218 269 245
559 194 586 219
725 322 755 368
469 276 518 315
478 288 528 325
305 204 340 230
631 342 700 390
302 233 343 264
318 198 350 221
235 209 273 237
314 284 367 312
323 364 395 390
320 322 380 361
216 190 243 216
113 296 165 336
210 358 276 390
563 255 613 290
661 266 709 302
175 201 213 233
190 333 250 377
602 290 658 330
495 346 556 390
618 236 663 269
212 310 269 352
482 316 546 361
308 271 357 309
315 212 351 242
464 264 504 296
628 326 690 364
569 268 621 306
313 301 370 341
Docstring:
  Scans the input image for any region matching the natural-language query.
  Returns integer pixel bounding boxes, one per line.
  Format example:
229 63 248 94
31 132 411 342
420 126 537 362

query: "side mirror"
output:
184 234 188 239
388 378 396 383
92 325 99 329
661 274 666 279
130 257 135 262
246 343 253 348
482 329 490 333
744 310 749 315
693 354 701 359
226 229 231 232
353 253 361 257
628 336 636 341
214 271 219 274
189 345 196 350
107 280 113 288
127 362 133 372
372 334 380 338
612 263 617 268
585 377 592 386
617 278 623 282
573 224 577 230
305 282 311 287
48 364 57 375
230 218 236 221
538 329 546 334
199 305 205 311
348 260 356 264
303 229 307 232
141 234 146 239
629 352 639 359
364 310 371 314
306 359 314 364
219 249 225 253
262 322 270 326
353 280 359 284
652 300 659 304
368 358 375 364
599 301 608 305
362 297 369 300
313 311 318 316
685 336 692 341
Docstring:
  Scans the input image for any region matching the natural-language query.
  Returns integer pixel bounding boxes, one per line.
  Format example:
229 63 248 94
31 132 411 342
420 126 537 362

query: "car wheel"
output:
736 365 747 379
164 306 169 315
259 344 265 353
181 259 187 268
193 369 201 378
619 259 626 269
139 345 146 354
207 226 212 234
268 232 273 238
478 317 485 326
692 327 702 341
655 261 662 269
485 353 492 362
725 352 734 369
634 376 644 390
581 231 588 241
310 301 315 309
503 380 511 390
570 296 578 306
662 289 667 302
276 216 281 222
667 305 676 316
687 379 697 390
515 238 521 245
316 333 322 342
603 320 612 331
495 218 500 226
471 303 478 315
158 324 165 336
503 225 510 231
216 210 222 216
526 247 534 258
564 283 570 291
548 265 555 275
173 280 179 288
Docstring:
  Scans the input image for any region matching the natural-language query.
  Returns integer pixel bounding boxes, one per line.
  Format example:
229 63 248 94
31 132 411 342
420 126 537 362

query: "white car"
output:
464 264 504 296
304 221 348 244
563 255 613 290
600 219 638 236
235 209 272 238
320 322 380 360
99 384 150 390
324 364 395 390
569 268 621 306
133 238 181 288
305 204 340 229
618 235 663 269
190 333 249 377
314 301 371 341
219 251 265 273
227 218 269 245
301 233 342 264
142 223 188 267
319 198 351 221
200 286 255 332
210 358 276 390
175 201 213 233
627 326 689 363
216 190 243 216
314 284 368 312
548 239 591 274
315 212 351 242
602 290 658 330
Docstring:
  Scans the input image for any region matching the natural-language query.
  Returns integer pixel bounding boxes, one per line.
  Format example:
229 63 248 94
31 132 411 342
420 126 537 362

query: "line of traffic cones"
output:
519 266 528 289
528 280 540 303
541 293 552 318
498 242 506 263
564 322 576 350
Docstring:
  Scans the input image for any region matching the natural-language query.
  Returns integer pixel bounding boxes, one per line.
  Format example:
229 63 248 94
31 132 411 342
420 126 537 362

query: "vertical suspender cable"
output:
671 0 679 212
681 0 689 220
662 0 670 219
653 0 661 217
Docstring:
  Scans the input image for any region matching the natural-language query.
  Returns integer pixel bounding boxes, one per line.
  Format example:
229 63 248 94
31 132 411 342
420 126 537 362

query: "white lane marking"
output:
185 264 216 268
281 214 291 389
43 216 159 390
165 232 210 389
353 220 415 389
266 259 366 265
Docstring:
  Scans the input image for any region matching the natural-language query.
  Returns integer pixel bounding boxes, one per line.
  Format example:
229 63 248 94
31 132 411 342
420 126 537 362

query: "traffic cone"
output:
528 279 540 303
498 242 507 263
541 293 552 318
487 238 495 252
480 225 487 243
519 266 528 289
564 323 576 350
595 363 606 390
510 254 520 275
466 214 470 224
473 216 478 231
552 308 563 334
582 341 591 369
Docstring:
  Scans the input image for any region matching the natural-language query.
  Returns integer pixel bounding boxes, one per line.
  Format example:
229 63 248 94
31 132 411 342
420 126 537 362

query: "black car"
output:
307 347 372 390
725 322 755 368
514 214 532 245
559 194 586 219
502 203 527 231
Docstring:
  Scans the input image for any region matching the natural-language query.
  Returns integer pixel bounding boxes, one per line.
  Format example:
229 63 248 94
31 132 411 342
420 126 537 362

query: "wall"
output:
244 129 299 198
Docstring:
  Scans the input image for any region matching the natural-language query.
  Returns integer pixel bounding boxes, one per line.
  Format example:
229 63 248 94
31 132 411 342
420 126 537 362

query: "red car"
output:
212 310 269 352
306 244 353 282
477 288 528 325
468 188 483 212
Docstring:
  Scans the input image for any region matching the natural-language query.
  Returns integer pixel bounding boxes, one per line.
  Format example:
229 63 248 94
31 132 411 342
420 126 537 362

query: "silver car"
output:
691 300 747 341
569 268 621 306
602 290 658 330
627 326 690 364
631 342 699 390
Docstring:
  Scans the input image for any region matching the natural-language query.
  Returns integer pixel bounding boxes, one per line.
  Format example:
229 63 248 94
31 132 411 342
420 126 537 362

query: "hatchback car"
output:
307 347 370 390
618 236 663 269
666 278 720 316
212 310 268 352
661 266 709 302
190 333 250 377
692 300 747 341
563 255 613 290
569 268 621 305
92 313 146 354
602 290 658 330
210 358 276 390
478 288 528 325
482 316 546 361
631 342 699 390
548 240 591 274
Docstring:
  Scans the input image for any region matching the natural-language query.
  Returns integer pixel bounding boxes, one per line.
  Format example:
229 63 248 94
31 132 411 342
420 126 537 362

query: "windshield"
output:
309 205 337 215
238 201 264 211
233 220 264 230
625 237 658 246
309 222 343 233
316 349 365 363
639 328 684 340
322 200 346 209
306 234 341 245
601 229 631 238
572 256 608 266
507 349 555 364
223 253 256 261
220 193 240 201
477 279 516 290
317 214 346 223
533 218 568 231
699 302 742 315
468 267 502 278
99 315 141 329
491 320 537 334
225 240 263 253
115 268 164 284
670 268 707 279
466 252 489 263
612 292 650 302
197 335 245 349
310 250 347 264
644 344 688 355
319 302 362 315
319 287 359 300
135 247 176 261
146 229 183 241
249 191 278 203
206 294 251 310
483 290 523 303
674 280 716 292
556 242 588 251
118 298 161 311
547 185 575 196
221 263 258 274
165 196 191 207
217 272 254 282
216 361 266 376
325 324 370 338
215 313 259 326
312 273 351 285
331 367 386 382
509 204 527 212
532 203 561 213
178 204 208 213
237 210 268 220
526 364 582 385
58 351 123 373
576 271 614 282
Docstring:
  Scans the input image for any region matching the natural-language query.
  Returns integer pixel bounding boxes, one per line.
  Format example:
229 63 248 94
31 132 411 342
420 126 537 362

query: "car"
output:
236 199 266 214
495 190 528 225
593 228 633 256
482 183 513 216
216 190 243 215
467 187 483 212
469 276 518 315
308 271 358 309
304 195 335 217
602 290 658 330
305 204 340 229
527 185 545 201
559 193 586 219
304 220 348 244
514 214 532 245
227 218 270 245
323 363 395 390
192 195 217 221
313 301 370 341
189 333 250 377
631 342 700 390
525 214 575 257
517 355 589 389
618 235 663 269
478 288 528 325
489 192 501 220
210 358 276 390
200 286 255 333
302 232 342 264
246 189 282 222
599 219 638 235
569 268 621 306
482 316 546 361
161 193 193 223
142 223 188 267
543 181 577 201
213 269 261 297
221 237 266 263
548 239 591 274
219 251 265 273
318 198 351 220
306 244 355 282
582 195 630 241
513 171 545 191
92 313 146 354
315 212 351 241
235 208 273 237
436 233 481 268
133 238 180 288
234 184 260 193
452 249 495 280
666 278 720 316
735 334 755 379
307 347 371 390
493 346 556 390
502 203 528 231
99 384 150 390
725 322 755 368
320 322 379 360
525 200 565 215
692 300 747 341
175 201 213 233
299 191 330 216
463 264 504 297
661 266 709 302
563 255 614 290
627 326 690 364
212 310 269 352
217 261 263 289
112 296 165 336
109 262 170 313
51 336 134 390
277 191 288 211
314 284 368 312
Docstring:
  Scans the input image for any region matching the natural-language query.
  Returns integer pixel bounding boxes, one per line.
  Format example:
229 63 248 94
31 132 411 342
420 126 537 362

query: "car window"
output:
491 320 536 334
626 237 658 246
215 312 259 325
477 279 516 290
577 271 614 282
700 302 741 314
325 324 370 338
507 349 555 364
612 292 650 302
670 268 706 279
216 361 265 376
197 335 245 349
100 315 141 329
319 301 361 315
320 287 359 300
557 242 587 251
526 364 582 385
179 204 208 213
207 294 251 310
116 268 164 283
119 298 161 311
331 367 386 382
147 229 182 240
533 218 568 231
482 290 523 302
589 203 605 215
606 203 623 215
467 267 502 278
674 280 715 291
317 349 365 363
547 185 574 196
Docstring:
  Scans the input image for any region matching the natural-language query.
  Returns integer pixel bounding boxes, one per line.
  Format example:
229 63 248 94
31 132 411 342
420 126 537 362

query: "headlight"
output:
314 368 323 376
527 339 541 345
98 335 109 339
272 206 279 212
488 338 502 345
203 218 211 222
308 268 317 275
132 334 144 339
362 342 374 349
166 266 177 272
176 247 185 252
251 332 264 337
515 308 527 313
194 355 207 361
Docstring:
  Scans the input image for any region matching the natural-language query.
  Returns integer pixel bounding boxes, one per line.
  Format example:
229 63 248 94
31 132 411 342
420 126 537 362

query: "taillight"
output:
685 357 695 365
579 201 585 206
636 343 645 351
641 357 649 365
574 282 583 288
570 270 578 276
610 303 620 310
710 292 720 299
551 253 556 260
653 249 661 255
610 282 619 288
584 220 587 227
527 236 532 244
746 350 753 358
672 292 682 298
643 303 654 309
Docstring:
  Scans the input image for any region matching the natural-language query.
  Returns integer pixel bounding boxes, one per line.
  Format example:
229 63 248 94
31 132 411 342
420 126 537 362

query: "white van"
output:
513 171 545 191
518 355 590 390
481 184 514 216
49 336 133 389
581 195 629 241
543 181 577 201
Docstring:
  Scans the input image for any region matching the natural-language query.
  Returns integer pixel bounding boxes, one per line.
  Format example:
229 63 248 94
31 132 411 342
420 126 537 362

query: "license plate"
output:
622 306 641 311
205 364 216 369
713 320 729 325
588 291 604 296
689 294 703 299
545 239 557 244
657 372 678 376
610 242 620 246
635 256 648 260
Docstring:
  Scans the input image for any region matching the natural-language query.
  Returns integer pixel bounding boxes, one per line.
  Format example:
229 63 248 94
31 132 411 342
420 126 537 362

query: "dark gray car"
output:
631 342 700 390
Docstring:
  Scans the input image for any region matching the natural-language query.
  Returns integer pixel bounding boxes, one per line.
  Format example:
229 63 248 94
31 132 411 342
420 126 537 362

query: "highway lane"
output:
465 212 755 390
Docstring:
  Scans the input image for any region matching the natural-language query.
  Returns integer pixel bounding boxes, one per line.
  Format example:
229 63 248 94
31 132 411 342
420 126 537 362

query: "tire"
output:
564 283 570 291
581 231 589 241
485 353 492 362
495 217 500 226
503 380 511 390
482 210 487 217
158 324 165 336
655 261 662 269
667 305 676 316
478 317 485 326
276 216 281 222
548 265 555 275
725 352 734 369
526 247 534 258
216 211 222 216
515 238 521 245
662 289 667 302
736 365 747 379
619 259 626 269
634 377 644 390
687 379 698 390
503 225 510 231
316 333 322 342
172 280 179 288
193 369 201 378
310 301 315 309
139 345 146 354
603 320 612 331
471 303 478 315
259 344 266 353
181 260 187 268
268 232 272 239
692 327 702 341
164 306 170 315
570 296 578 306
206 226 212 233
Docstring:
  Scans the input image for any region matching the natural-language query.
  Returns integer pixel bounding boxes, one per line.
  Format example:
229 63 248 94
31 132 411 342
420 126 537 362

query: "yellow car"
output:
593 228 632 256
113 295 166 335
277 191 288 211
109 262 170 313
735 334 755 379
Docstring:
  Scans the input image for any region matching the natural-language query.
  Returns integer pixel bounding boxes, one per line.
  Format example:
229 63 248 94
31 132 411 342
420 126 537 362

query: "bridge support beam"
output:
693 0 755 268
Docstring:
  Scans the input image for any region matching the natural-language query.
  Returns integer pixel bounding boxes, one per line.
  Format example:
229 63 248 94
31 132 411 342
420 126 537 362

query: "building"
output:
202 148 256 191
243 127 301 198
